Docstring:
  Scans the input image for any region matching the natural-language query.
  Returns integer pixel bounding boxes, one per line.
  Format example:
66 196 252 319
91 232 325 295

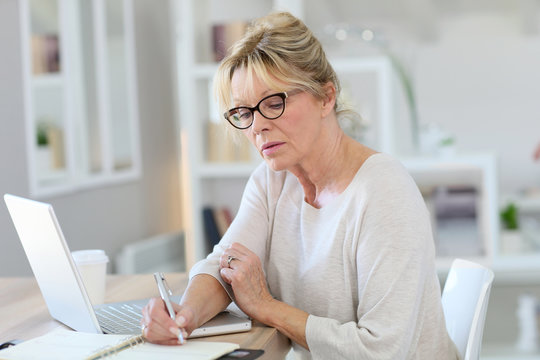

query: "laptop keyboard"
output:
95 303 144 334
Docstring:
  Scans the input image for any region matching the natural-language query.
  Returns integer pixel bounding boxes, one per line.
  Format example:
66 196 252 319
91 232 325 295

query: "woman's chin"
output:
264 158 287 172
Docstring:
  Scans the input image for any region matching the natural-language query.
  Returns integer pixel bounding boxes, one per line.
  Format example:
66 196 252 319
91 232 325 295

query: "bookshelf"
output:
19 0 141 198
401 153 499 271
495 192 540 280
174 0 281 269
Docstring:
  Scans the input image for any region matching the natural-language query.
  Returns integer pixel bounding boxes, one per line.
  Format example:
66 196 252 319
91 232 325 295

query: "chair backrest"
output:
441 259 495 360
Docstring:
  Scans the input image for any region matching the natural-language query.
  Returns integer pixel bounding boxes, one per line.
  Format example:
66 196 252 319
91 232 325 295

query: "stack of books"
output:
31 34 61 74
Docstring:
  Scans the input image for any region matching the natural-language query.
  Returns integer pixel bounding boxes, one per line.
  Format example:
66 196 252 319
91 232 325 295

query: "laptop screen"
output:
4 194 102 333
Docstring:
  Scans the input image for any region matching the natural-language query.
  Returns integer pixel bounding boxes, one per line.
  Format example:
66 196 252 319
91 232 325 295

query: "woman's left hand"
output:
219 242 274 318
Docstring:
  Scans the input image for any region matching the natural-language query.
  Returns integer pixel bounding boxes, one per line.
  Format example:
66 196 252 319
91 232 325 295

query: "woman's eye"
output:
263 100 284 110
239 111 251 120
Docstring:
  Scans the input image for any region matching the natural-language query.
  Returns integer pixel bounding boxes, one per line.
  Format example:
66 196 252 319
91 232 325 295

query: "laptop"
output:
4 194 251 337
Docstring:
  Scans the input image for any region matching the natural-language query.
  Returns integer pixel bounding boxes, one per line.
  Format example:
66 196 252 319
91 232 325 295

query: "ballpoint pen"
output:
153 272 184 344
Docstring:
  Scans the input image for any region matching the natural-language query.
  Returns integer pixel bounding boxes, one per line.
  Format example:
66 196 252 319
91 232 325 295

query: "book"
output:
222 207 234 226
30 34 61 75
0 328 239 360
212 22 248 62
203 207 236 253
203 206 221 253
213 207 232 239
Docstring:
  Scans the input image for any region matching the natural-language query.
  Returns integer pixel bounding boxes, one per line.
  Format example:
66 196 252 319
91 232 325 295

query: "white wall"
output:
416 14 540 194
0 0 181 276
0 0 30 276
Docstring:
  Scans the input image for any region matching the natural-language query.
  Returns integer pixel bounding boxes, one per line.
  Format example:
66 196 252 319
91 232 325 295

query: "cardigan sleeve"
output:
189 163 273 300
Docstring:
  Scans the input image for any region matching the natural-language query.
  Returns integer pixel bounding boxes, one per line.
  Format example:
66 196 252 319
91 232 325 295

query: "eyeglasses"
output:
224 92 292 129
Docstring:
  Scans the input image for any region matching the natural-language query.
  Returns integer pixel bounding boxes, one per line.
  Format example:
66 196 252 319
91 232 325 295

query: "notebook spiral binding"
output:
85 335 145 360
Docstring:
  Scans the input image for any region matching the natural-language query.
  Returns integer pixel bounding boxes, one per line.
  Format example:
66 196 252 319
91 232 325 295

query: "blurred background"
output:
1 0 540 357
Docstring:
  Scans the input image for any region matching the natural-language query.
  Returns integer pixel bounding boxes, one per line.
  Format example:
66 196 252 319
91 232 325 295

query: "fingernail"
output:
169 326 180 337
175 315 186 327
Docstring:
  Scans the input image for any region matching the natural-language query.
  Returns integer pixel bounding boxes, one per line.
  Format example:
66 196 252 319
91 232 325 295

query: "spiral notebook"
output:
0 328 239 360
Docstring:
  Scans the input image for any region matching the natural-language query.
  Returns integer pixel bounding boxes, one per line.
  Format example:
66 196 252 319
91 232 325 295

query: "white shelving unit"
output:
496 193 540 277
331 56 398 155
19 0 141 198
402 153 499 271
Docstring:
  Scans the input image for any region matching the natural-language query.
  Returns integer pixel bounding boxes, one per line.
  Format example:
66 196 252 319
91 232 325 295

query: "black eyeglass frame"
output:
224 92 290 130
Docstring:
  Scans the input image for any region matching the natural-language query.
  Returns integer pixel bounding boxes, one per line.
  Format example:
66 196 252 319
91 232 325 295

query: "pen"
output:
153 272 184 344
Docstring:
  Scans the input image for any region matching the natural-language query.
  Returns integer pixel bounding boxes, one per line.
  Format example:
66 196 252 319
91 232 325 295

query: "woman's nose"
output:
251 110 270 133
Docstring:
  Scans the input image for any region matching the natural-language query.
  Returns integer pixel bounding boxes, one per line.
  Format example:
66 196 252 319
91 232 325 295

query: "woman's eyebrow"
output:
232 89 275 105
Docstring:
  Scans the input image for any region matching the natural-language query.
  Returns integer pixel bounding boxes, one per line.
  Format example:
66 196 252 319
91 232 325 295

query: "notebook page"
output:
0 328 239 360
111 341 240 360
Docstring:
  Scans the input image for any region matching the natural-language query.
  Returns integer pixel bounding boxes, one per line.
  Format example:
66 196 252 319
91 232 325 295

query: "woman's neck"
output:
290 132 375 209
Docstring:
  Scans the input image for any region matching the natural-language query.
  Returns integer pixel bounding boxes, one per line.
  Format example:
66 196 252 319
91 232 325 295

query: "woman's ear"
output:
321 82 336 117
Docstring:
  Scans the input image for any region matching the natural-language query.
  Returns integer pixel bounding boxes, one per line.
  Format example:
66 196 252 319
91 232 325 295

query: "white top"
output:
191 153 460 360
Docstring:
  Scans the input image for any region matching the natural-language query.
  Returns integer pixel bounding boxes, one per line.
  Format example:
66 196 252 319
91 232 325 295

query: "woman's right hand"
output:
141 297 196 345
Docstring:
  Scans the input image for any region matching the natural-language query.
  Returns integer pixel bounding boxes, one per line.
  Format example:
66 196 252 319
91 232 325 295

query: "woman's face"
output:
230 68 331 172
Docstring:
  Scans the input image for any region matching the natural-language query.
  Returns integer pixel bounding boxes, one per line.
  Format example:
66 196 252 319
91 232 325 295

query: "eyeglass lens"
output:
227 93 286 129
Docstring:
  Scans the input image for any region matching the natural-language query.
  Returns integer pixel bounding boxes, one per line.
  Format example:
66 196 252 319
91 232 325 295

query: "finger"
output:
220 249 238 268
220 267 233 284
221 252 242 270
142 300 178 342
173 304 195 331
219 253 230 269
146 321 183 343
143 298 181 341
148 298 177 326
228 242 250 256
146 336 185 346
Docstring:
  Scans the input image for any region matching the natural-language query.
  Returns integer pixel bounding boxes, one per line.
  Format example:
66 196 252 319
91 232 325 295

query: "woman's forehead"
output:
231 66 288 103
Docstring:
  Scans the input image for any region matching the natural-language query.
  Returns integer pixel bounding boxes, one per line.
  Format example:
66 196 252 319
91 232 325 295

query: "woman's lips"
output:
261 142 285 156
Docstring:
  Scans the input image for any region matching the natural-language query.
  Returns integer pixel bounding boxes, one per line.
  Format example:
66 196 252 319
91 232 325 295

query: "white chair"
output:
441 259 495 360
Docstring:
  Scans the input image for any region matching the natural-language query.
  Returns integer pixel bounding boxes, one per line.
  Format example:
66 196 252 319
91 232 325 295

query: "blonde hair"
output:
214 11 354 123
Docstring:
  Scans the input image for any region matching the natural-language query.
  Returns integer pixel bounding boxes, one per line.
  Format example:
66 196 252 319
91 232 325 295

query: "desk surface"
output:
0 273 290 359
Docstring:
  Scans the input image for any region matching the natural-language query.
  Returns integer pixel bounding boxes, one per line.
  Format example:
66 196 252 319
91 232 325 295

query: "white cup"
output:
72 249 109 305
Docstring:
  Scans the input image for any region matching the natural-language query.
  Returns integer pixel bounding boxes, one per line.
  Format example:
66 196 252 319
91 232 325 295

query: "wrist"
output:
257 297 282 327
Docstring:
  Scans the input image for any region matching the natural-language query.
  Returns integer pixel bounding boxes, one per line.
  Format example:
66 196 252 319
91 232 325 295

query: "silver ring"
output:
141 323 147 334
227 255 237 267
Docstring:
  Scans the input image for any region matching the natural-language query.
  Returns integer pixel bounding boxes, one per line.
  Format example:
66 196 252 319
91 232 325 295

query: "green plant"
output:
36 123 49 147
439 137 455 147
500 203 519 230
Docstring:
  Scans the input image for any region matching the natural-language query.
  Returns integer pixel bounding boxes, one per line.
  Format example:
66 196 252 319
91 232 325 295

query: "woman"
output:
142 11 459 360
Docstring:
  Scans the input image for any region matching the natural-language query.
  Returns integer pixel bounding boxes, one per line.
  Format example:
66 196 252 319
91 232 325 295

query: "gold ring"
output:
141 323 147 335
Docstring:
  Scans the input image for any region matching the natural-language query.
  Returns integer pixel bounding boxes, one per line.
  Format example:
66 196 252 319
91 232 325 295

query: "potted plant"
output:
36 121 51 173
501 203 519 230
437 136 456 157
499 202 522 254
36 122 49 147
